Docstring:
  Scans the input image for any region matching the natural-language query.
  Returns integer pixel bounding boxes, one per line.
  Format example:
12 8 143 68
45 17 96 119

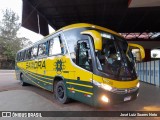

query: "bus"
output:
15 23 145 107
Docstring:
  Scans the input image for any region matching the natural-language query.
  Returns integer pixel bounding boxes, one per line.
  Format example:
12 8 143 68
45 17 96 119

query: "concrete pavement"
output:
0 90 61 111
0 70 160 120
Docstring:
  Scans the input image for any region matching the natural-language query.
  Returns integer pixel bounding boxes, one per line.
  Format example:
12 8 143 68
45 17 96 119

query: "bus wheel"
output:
20 73 27 86
54 80 70 104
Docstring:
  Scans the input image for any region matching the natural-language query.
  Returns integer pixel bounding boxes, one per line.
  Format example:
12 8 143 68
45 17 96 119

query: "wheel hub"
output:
57 86 64 98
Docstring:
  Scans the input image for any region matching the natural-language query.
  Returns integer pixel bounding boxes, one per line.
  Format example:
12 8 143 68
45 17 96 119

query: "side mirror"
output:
81 30 102 50
128 43 145 62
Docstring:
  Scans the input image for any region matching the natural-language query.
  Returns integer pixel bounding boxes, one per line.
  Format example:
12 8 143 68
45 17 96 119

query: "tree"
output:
0 9 20 39
0 9 32 68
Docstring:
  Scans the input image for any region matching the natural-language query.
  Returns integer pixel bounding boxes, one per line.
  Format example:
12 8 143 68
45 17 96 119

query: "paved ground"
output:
0 70 160 120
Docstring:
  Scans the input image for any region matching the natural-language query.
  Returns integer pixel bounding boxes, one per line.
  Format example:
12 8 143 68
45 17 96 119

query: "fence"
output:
136 60 160 87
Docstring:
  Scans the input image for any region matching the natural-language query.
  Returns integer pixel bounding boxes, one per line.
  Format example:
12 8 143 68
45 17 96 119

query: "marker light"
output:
136 82 140 88
101 95 109 103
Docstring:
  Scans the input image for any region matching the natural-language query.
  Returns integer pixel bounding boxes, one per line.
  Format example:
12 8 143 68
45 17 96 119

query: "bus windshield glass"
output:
96 32 137 81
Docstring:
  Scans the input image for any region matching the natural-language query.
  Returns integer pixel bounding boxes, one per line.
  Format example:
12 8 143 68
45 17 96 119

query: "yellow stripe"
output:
23 72 46 90
68 87 93 95
66 82 93 88
22 69 52 85
23 68 53 81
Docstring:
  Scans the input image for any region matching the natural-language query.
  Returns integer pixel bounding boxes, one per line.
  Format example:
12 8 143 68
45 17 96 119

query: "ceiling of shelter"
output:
22 0 160 36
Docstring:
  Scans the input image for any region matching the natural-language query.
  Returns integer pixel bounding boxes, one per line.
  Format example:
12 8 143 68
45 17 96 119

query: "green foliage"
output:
0 9 32 61
0 9 20 38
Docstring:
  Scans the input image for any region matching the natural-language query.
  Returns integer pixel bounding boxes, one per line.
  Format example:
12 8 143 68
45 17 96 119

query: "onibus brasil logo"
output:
54 58 66 74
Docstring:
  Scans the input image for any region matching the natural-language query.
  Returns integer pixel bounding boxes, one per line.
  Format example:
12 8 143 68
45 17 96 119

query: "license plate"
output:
124 96 131 101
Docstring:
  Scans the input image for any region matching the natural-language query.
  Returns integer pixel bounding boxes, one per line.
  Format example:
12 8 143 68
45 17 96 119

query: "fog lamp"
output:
101 95 109 103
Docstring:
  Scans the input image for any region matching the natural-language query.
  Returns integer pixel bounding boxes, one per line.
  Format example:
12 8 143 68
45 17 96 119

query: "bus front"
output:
81 30 145 106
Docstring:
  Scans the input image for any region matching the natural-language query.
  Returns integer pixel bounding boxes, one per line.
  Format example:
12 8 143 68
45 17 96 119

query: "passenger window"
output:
20 51 26 61
26 48 32 60
77 40 92 71
31 46 38 59
19 52 23 61
49 37 62 55
17 53 21 61
38 43 47 56
16 53 18 61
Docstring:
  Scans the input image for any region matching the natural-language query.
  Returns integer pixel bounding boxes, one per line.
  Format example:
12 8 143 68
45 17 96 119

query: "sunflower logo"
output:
54 58 66 74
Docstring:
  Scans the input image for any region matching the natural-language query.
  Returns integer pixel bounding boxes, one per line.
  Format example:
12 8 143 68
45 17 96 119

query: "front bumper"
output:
93 85 139 107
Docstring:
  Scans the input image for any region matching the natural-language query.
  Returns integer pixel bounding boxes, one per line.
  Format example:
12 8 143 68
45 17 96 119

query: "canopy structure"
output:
22 0 160 36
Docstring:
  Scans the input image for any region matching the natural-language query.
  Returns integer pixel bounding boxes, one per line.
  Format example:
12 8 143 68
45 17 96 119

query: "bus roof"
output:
59 23 121 37
42 23 122 41
18 23 121 52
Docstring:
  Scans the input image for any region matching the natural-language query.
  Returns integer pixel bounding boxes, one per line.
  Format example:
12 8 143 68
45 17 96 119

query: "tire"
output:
54 80 70 104
20 73 27 86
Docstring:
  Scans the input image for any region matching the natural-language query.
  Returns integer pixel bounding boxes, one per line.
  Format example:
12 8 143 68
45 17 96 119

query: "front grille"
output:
112 87 138 94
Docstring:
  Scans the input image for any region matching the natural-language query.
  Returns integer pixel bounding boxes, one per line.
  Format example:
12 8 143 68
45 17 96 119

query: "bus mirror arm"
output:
128 43 145 62
81 30 102 51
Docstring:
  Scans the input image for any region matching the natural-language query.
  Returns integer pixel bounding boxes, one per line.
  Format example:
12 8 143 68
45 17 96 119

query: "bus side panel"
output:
65 78 93 106
47 53 94 106
17 60 54 91
62 29 95 106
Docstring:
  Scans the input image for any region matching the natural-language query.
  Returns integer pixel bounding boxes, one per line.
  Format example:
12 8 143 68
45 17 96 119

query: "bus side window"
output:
77 40 92 71
20 51 26 61
38 42 47 56
23 51 26 61
20 52 23 61
26 48 32 60
17 53 21 61
49 36 62 56
31 46 38 59
59 35 67 54
16 53 18 61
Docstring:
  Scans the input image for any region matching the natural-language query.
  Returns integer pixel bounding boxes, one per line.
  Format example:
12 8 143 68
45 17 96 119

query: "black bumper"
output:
93 85 139 107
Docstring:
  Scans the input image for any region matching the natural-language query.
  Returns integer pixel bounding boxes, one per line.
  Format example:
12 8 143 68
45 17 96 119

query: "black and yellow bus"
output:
15 23 145 107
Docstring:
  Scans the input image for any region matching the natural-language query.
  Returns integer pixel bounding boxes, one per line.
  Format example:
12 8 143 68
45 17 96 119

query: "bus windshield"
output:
96 33 137 81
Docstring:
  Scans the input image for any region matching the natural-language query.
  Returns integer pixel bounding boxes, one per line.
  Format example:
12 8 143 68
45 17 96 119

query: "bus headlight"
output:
92 80 113 91
101 83 112 91
136 82 140 88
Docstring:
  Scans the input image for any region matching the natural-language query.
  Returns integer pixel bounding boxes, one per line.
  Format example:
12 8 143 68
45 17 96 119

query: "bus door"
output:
73 39 93 105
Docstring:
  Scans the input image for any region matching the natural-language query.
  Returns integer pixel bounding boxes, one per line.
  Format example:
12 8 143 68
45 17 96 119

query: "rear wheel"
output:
20 73 27 86
54 80 70 104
